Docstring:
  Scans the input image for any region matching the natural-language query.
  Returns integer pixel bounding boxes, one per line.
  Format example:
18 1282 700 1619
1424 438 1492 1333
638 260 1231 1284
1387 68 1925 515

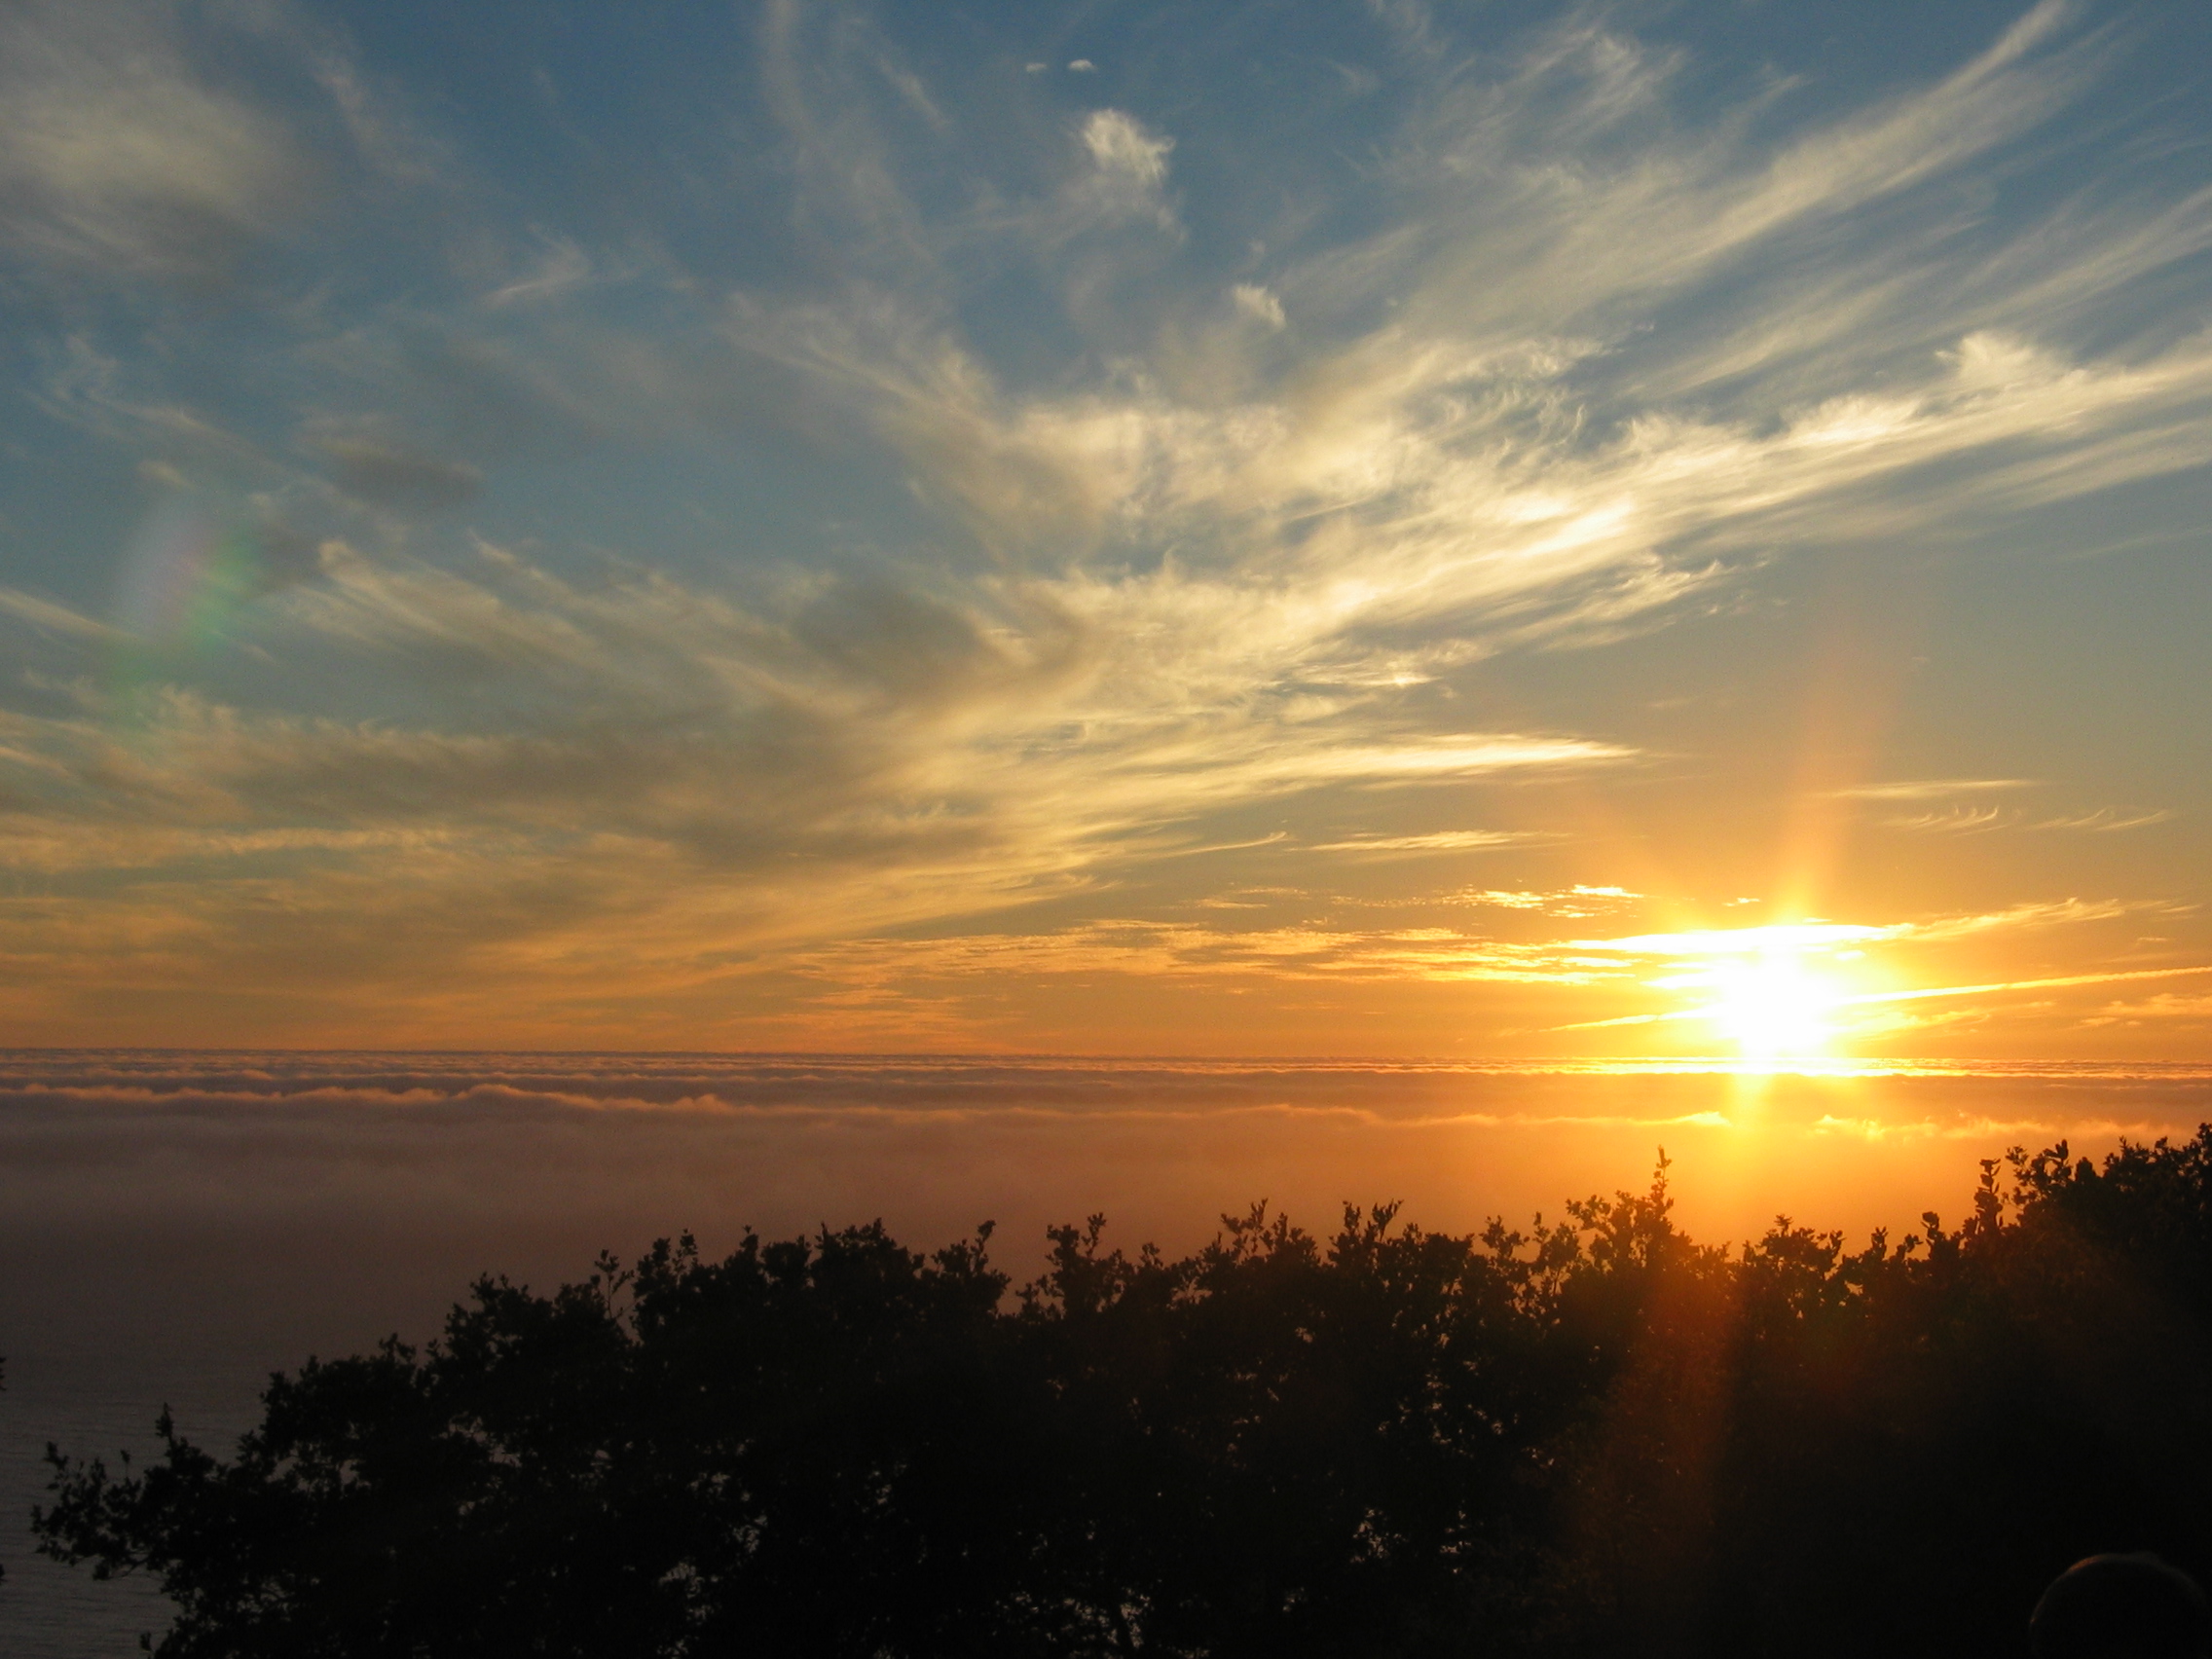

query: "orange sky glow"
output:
0 0 2208 1074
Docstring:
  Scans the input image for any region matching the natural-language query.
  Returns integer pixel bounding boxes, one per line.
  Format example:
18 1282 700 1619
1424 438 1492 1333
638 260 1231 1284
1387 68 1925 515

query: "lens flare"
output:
115 499 265 650
106 498 270 733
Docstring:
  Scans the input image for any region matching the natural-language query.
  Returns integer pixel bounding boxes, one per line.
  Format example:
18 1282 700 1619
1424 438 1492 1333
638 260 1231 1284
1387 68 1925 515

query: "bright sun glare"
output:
1703 947 1840 1059
1616 922 1887 1064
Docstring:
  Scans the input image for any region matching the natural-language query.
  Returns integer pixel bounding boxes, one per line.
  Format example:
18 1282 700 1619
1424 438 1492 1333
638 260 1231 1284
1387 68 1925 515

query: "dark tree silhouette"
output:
36 1131 2212 1657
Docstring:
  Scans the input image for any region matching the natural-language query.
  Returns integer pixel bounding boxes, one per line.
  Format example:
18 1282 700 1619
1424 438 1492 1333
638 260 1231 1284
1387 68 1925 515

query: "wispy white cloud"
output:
0 3 305 282
1574 899 2173 961
1881 804 2015 833
1231 282 1286 330
1862 793 2172 835
1837 779 2040 800
781 920 1626 989
1453 886 1639 917
2032 807 2174 832
1579 922 1893 957
485 234 605 309
1903 897 2169 940
2083 991 2212 1025
1838 963 2212 1011
1310 830 1529 853
0 587 124 642
1066 108 1178 234
0 532 1632 1032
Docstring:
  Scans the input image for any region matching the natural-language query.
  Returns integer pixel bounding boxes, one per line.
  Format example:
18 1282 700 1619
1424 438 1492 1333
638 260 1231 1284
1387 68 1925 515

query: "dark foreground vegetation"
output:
36 1132 2212 1658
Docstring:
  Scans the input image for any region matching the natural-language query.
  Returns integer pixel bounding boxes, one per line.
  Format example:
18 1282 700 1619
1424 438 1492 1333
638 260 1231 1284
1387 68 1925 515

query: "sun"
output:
1605 921 1890 1062
1703 946 1839 1059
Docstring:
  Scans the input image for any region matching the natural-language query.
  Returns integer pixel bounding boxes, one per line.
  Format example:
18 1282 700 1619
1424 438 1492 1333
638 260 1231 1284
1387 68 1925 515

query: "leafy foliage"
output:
37 1133 2212 1657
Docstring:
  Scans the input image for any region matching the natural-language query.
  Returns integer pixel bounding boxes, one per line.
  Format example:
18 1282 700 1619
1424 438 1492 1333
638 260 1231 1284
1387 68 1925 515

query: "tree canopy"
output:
37 1132 2212 1657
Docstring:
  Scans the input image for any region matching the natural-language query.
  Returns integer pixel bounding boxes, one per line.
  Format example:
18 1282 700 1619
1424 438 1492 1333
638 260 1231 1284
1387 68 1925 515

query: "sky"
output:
2 0 2211 1057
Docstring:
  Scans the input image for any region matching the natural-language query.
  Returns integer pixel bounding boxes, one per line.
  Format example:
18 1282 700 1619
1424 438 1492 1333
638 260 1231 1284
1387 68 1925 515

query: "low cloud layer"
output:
8 1051 2210 1260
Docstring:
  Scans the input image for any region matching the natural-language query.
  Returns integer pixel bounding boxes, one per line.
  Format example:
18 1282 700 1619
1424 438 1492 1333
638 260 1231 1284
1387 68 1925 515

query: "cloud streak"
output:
0 3 305 284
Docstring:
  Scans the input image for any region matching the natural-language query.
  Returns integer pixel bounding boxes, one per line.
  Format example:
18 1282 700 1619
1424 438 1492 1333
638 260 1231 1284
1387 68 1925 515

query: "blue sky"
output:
2 0 2210 1053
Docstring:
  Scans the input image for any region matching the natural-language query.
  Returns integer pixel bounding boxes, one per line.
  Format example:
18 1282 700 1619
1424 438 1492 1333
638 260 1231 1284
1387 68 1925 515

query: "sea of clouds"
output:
8 1049 2212 1653
10 1050 2212 1291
